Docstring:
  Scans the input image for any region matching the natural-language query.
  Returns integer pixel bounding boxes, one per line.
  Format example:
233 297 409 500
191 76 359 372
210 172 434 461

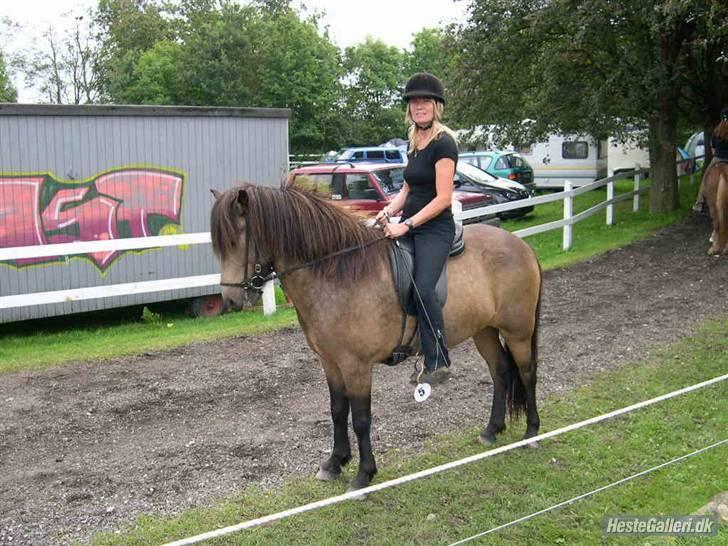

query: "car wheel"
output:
189 294 224 318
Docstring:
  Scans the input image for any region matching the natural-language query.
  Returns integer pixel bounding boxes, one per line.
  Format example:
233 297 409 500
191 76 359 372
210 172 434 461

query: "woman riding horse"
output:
376 72 459 385
211 75 543 492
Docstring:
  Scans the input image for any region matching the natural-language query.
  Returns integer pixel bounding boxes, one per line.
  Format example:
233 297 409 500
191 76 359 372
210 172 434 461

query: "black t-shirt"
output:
403 133 459 223
712 132 728 160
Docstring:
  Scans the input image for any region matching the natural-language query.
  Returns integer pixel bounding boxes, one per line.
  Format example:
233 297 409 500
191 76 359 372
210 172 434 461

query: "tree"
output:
453 0 728 212
122 39 183 104
0 50 17 102
679 2 728 165
94 0 173 102
342 38 407 146
18 14 100 104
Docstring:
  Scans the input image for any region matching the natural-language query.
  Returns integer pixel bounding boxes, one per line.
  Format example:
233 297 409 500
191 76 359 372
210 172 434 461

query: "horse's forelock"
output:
239 185 388 283
210 189 245 259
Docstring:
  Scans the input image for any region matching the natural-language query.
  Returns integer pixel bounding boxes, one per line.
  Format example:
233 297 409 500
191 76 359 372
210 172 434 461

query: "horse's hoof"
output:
316 468 340 482
346 473 372 497
479 432 497 446
346 487 368 500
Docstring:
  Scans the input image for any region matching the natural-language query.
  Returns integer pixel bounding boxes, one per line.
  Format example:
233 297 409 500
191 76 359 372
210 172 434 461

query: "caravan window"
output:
562 141 589 159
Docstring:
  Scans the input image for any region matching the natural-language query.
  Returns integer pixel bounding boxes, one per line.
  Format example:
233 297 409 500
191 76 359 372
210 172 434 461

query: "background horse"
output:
701 162 728 255
211 184 542 491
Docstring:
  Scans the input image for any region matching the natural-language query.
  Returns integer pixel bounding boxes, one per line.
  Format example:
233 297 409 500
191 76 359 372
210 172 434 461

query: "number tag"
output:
414 382 431 402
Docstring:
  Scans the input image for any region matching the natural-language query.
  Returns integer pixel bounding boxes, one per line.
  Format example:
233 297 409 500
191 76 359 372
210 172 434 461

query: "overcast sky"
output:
1 0 468 101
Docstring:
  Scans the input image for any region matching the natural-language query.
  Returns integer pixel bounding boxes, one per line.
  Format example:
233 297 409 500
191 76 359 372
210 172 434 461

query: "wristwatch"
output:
404 218 415 231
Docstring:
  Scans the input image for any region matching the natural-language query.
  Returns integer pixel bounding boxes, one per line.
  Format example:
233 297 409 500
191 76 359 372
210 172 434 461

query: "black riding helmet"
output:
403 72 445 105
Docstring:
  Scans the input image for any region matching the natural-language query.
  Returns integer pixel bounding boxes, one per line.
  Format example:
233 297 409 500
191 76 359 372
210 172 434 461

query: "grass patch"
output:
0 306 298 375
2 175 702 373
89 317 727 546
501 176 699 269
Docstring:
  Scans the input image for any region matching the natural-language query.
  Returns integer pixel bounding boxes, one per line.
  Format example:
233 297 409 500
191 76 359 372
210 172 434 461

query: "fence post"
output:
606 179 614 226
262 280 276 315
563 180 573 250
633 169 641 212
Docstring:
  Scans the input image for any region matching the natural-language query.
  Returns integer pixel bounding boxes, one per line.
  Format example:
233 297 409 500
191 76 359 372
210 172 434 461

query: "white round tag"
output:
414 382 432 402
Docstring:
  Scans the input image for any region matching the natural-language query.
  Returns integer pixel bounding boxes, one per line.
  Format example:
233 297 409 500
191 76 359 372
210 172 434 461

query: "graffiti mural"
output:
0 168 185 271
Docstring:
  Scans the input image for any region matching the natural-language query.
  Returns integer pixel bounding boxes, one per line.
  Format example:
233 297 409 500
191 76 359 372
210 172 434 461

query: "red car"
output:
288 163 499 225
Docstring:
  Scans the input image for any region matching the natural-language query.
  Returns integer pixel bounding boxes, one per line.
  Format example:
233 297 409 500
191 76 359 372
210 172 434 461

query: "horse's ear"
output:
210 189 222 200
233 188 248 216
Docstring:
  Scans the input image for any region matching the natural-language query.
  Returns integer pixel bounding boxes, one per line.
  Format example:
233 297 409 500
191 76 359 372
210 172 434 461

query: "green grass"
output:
0 306 298 375
87 317 728 546
1 174 702 374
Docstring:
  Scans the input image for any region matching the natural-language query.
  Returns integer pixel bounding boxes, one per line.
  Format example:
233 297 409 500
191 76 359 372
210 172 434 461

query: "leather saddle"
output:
388 222 465 316
382 223 465 366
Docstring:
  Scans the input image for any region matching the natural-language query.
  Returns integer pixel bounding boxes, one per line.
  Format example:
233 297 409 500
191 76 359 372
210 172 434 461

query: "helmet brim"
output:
403 92 445 105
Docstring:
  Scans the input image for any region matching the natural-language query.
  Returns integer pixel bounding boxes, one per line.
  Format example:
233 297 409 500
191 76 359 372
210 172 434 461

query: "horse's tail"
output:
717 170 728 251
504 260 542 421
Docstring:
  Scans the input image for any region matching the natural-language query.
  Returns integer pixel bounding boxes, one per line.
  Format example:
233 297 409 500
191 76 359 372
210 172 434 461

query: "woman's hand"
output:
383 222 410 239
375 208 391 225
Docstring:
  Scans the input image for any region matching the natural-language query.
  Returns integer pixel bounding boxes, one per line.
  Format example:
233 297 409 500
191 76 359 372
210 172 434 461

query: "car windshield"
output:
457 162 498 185
373 167 406 194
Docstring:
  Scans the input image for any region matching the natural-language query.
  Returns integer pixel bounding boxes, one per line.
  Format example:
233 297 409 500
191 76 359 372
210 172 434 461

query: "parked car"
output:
454 162 534 219
288 163 499 225
459 150 535 190
459 151 535 189
326 146 407 164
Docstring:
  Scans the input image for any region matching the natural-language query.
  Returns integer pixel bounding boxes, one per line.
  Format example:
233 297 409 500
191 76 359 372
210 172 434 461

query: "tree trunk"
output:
648 107 679 212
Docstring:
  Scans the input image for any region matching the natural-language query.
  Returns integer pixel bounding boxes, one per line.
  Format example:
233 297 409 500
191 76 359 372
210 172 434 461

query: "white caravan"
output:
516 134 608 189
457 127 609 189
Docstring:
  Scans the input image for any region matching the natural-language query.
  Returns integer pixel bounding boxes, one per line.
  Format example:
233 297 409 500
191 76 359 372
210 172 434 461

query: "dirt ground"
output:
1 214 727 546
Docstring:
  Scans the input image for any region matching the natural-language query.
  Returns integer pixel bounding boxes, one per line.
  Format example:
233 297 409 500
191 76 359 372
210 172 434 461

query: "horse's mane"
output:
210 183 391 283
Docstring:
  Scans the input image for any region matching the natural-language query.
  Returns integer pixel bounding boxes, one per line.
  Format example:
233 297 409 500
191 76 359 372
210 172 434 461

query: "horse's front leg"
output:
348 393 377 491
316 377 352 482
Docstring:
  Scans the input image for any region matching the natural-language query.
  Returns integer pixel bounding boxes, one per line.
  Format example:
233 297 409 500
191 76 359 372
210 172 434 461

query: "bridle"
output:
219 218 276 293
218 215 388 293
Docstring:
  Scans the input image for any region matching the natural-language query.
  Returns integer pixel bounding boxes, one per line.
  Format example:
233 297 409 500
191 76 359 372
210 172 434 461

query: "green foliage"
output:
341 38 407 146
123 39 183 104
95 0 344 153
0 50 16 101
94 0 174 102
453 0 728 211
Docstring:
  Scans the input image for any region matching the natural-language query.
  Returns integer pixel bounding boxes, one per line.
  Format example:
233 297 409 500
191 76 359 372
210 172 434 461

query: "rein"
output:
219 224 388 292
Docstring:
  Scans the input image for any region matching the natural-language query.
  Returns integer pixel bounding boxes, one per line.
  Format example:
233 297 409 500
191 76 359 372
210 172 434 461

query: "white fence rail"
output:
0 162 702 316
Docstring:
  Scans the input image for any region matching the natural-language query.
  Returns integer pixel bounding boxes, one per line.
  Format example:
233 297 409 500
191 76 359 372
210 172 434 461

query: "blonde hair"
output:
405 100 458 155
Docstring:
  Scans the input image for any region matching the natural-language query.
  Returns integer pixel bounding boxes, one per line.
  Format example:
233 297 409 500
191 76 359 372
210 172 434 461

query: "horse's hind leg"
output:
316 362 352 482
505 335 540 442
473 327 509 445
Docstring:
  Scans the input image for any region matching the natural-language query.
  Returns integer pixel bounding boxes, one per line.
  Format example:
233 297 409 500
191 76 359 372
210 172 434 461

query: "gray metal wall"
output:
0 104 290 322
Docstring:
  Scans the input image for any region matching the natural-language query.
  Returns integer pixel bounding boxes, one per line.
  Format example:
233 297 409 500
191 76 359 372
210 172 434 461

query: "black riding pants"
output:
406 219 455 370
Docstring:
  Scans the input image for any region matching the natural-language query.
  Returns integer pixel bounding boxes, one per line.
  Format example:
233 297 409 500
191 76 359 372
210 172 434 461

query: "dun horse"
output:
211 184 542 491
701 162 728 255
